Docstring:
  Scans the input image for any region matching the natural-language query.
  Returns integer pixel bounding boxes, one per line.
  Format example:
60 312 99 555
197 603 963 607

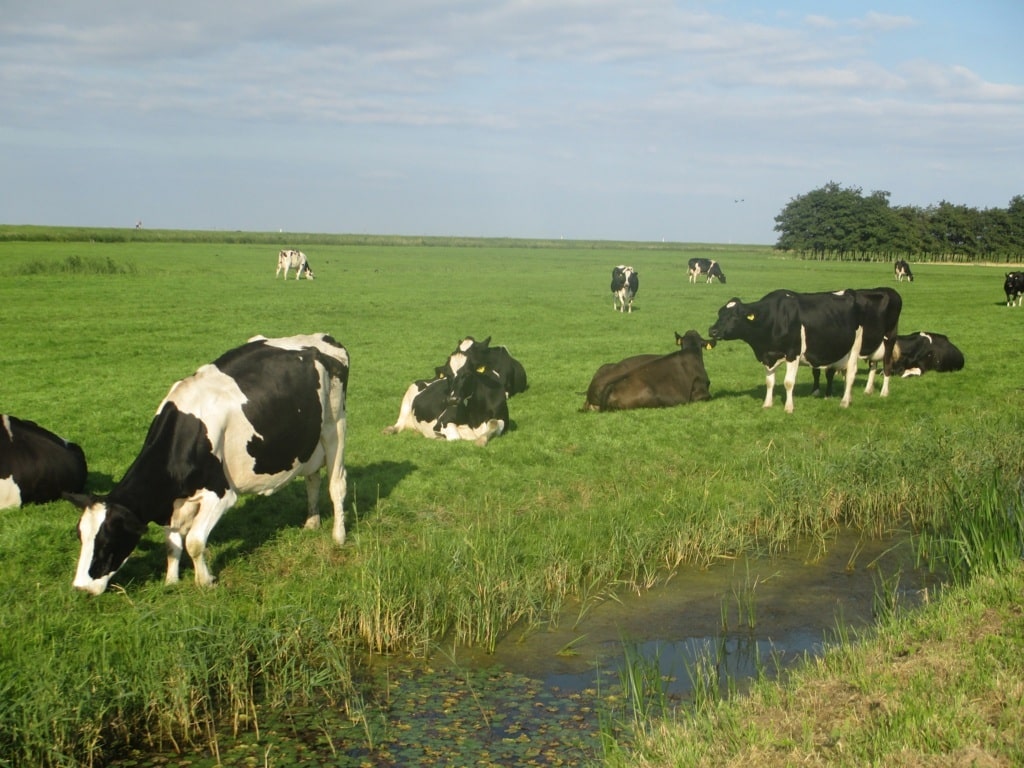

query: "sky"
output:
2 1 1021 245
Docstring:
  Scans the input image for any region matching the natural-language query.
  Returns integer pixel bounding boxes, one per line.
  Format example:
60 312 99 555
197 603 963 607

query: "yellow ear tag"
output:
476 365 486 373
746 313 755 321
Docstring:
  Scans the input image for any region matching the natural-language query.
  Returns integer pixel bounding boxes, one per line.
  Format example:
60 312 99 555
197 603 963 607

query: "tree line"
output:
774 182 1024 263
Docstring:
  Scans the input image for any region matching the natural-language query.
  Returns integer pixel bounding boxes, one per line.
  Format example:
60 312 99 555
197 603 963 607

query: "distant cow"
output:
894 260 914 282
67 333 349 595
892 331 964 376
587 331 715 412
441 336 528 398
384 366 508 446
688 258 726 284
710 288 899 413
611 266 639 312
276 249 315 280
1004 272 1024 307
810 287 903 398
1 415 87 510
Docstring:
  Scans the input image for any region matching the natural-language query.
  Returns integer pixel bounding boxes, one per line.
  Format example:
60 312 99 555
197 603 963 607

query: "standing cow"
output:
894 260 914 282
1 415 87 510
688 258 726 284
710 289 880 413
67 333 349 595
1004 272 1024 307
611 266 639 312
276 249 315 280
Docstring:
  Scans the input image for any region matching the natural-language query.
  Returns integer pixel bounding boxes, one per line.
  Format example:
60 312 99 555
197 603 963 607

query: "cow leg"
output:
184 489 237 587
166 498 203 584
763 367 776 408
383 383 420 434
302 473 322 530
839 331 863 409
782 359 800 413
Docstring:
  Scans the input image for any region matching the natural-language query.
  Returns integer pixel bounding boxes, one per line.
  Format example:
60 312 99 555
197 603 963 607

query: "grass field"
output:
1 231 1022 765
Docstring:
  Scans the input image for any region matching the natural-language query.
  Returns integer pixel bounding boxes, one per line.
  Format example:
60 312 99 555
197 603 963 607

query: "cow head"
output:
676 330 716 351
66 493 148 595
708 299 751 341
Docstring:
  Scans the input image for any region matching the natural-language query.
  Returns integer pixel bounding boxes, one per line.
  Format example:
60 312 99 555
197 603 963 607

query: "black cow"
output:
67 333 349 595
710 288 899 413
1005 272 1024 307
0 415 87 510
688 258 726 284
891 331 964 376
894 260 914 282
810 287 903 398
441 336 528 398
583 353 663 411
589 331 715 412
611 265 639 312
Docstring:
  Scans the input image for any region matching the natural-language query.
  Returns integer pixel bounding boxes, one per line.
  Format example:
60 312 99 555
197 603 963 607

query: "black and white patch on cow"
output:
709 289 869 413
687 258 726 284
585 330 715 412
1004 272 1024 307
894 260 914 282
67 333 348 595
891 331 964 376
440 336 528 398
0 415 87 510
276 249 315 280
611 265 639 312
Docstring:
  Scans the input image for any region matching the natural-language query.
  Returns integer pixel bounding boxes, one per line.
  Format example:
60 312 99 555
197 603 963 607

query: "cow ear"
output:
63 491 96 510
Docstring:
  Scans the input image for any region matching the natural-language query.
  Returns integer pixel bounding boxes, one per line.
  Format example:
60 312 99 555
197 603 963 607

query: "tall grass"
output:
1 234 1021 764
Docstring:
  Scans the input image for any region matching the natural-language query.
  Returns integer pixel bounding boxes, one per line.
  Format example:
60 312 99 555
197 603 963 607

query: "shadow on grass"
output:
110 460 417 591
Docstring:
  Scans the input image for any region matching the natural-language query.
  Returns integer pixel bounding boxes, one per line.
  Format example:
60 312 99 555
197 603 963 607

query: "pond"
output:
109 529 934 767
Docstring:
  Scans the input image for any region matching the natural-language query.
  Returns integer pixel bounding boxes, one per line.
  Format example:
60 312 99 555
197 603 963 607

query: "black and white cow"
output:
688 258 726 284
894 259 914 282
383 365 508 446
891 331 964 376
67 333 349 595
440 336 528 398
810 287 903 398
1 415 87 510
1004 272 1024 307
709 288 895 413
611 265 639 312
587 330 715 412
276 249 315 280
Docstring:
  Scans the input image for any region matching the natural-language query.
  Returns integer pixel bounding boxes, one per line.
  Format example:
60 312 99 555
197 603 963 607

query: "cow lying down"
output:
1 415 87 510
383 336 525 446
583 330 715 412
67 333 349 595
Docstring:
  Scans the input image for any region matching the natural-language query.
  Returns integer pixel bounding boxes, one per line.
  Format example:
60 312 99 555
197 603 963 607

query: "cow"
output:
383 365 508 446
891 331 965 376
611 265 638 312
1 415 87 510
1004 272 1024 307
583 353 663 411
587 331 715 412
709 288 897 413
276 249 315 280
66 333 349 595
688 258 726 284
894 260 914 282
439 336 528 398
809 287 903 398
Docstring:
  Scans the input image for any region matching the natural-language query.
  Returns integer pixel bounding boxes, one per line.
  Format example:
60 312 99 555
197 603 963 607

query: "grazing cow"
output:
611 265 639 312
894 260 914 282
891 332 964 376
440 336 528 398
1004 272 1024 307
588 331 715 412
383 366 508 446
810 287 902 398
0 415 87 510
276 249 315 280
67 333 349 595
688 258 726 284
709 288 889 413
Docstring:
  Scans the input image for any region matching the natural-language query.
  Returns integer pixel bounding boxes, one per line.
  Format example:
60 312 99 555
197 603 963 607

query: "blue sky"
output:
2 1 1021 244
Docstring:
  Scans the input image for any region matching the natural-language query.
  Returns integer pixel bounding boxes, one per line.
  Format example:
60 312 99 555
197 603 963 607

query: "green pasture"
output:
0 233 1022 766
